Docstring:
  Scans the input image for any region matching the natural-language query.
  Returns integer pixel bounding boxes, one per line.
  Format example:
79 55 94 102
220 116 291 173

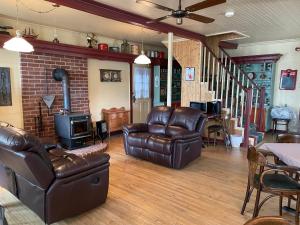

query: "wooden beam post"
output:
167 32 173 107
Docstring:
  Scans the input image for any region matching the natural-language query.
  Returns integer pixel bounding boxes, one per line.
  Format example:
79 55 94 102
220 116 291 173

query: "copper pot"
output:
98 43 108 51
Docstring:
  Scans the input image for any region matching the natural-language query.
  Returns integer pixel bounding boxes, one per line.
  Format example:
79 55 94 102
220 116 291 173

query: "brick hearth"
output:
21 52 89 137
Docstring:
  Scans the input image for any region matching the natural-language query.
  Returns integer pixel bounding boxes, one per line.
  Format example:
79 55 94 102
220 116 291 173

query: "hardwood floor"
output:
0 135 294 225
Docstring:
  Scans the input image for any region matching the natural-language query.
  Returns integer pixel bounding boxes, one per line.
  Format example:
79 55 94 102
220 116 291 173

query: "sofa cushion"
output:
127 132 152 148
146 135 173 155
166 107 202 136
147 106 173 135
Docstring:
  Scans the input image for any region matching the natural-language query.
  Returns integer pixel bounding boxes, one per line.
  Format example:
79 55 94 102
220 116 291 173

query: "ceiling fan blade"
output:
146 15 171 24
186 0 226 12
186 13 215 23
0 26 13 29
136 0 173 12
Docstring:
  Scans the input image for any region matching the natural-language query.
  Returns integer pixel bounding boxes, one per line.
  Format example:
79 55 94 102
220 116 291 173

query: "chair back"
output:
146 106 174 135
244 216 290 225
247 146 267 187
166 107 203 136
277 133 300 143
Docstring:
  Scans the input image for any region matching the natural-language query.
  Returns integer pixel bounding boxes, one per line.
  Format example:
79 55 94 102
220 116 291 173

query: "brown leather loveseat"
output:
123 106 206 169
0 126 110 224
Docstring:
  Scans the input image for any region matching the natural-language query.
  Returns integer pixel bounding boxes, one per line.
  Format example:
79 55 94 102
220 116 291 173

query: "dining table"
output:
259 143 300 168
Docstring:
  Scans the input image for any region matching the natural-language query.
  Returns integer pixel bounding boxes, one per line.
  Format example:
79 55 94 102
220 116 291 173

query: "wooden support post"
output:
243 88 253 148
167 32 173 107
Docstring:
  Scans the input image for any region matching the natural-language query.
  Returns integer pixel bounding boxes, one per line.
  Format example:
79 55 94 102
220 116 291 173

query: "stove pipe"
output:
53 68 71 112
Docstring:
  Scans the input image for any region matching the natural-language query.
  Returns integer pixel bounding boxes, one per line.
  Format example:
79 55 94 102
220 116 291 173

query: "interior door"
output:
132 65 151 123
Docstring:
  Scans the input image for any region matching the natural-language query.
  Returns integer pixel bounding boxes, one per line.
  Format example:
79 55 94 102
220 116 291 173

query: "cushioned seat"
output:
127 132 152 148
255 174 300 190
146 135 173 155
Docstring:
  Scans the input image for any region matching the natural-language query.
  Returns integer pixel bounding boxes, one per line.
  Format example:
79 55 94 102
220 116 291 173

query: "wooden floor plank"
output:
0 135 294 224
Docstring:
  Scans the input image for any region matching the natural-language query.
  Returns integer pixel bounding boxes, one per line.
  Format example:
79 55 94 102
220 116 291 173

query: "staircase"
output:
200 44 266 148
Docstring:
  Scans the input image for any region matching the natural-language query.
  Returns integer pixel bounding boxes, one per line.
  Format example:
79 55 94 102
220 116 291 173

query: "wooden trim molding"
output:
231 54 282 64
0 34 135 63
46 0 205 41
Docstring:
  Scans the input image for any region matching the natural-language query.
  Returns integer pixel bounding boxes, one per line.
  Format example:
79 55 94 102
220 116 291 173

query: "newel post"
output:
258 87 266 132
243 88 253 148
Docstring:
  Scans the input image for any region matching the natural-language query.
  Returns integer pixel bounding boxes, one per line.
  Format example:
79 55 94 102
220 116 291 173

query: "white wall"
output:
229 39 300 131
0 49 23 128
88 59 131 122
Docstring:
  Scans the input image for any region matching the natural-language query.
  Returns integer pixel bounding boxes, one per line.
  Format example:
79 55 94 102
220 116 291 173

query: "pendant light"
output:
134 31 151 65
3 0 34 53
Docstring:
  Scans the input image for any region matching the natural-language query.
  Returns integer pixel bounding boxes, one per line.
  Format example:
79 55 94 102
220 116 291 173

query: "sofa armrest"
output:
171 132 201 142
123 123 148 134
49 149 110 179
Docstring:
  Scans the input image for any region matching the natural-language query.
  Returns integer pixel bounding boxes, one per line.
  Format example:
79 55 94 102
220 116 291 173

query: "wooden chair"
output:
207 113 232 149
241 146 300 225
244 216 290 225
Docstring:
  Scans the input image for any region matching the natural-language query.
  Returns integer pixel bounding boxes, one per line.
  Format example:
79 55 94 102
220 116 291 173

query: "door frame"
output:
129 63 154 123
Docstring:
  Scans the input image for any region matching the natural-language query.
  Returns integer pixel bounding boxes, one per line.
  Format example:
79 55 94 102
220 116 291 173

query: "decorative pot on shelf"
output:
98 43 108 52
131 44 139 55
121 40 130 53
109 47 119 53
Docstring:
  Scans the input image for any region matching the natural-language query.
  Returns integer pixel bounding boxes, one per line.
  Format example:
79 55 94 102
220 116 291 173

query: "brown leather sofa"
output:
0 126 110 224
123 106 207 169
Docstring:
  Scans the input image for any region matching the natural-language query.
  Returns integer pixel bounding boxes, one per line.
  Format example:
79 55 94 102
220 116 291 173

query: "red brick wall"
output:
20 52 89 137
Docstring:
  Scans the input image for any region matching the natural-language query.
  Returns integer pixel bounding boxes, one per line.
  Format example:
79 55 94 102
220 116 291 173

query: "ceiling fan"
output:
136 0 226 25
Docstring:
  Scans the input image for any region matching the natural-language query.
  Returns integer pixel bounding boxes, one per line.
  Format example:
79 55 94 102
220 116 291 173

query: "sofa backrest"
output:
146 106 174 135
166 107 203 136
0 127 54 189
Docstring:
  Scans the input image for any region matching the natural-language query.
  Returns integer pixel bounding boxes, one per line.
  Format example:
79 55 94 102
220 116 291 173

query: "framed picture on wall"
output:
0 67 12 106
185 67 195 81
100 69 121 82
279 69 297 90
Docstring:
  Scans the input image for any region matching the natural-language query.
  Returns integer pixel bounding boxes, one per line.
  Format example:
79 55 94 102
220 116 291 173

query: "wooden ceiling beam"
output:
46 0 205 41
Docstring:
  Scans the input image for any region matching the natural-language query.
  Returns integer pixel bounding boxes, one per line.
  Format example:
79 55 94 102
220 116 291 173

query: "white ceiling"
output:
0 0 300 45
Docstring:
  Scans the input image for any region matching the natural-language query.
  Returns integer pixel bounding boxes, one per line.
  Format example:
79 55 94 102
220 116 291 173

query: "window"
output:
134 66 150 99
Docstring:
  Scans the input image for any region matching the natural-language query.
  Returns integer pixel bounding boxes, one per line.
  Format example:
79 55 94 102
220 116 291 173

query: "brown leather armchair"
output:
123 106 207 169
0 126 110 224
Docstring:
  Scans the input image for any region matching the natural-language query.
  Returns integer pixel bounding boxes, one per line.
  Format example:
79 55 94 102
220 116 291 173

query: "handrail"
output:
202 43 247 91
219 47 262 91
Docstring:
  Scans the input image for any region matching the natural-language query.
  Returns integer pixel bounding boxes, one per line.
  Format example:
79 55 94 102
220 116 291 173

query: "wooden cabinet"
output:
102 107 130 134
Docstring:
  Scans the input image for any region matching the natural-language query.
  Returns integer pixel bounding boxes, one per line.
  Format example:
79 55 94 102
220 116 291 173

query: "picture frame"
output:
185 67 195 81
0 67 12 106
279 69 297 90
100 69 121 82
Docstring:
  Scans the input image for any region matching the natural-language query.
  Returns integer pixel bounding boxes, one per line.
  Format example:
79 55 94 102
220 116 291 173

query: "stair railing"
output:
200 43 252 147
219 47 266 132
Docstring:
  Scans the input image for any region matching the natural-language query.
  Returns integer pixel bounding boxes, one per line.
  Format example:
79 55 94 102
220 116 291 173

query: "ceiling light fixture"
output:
225 9 235 18
3 0 34 53
134 30 151 65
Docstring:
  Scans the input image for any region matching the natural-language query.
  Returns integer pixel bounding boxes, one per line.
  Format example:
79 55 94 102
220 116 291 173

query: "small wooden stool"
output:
272 118 290 135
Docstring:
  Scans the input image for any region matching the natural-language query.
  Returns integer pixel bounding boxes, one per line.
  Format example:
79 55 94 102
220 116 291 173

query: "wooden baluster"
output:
225 60 231 109
240 89 245 127
221 58 227 105
230 64 236 118
235 69 240 119
207 51 211 88
258 87 266 132
216 62 220 100
202 46 206 83
211 57 215 95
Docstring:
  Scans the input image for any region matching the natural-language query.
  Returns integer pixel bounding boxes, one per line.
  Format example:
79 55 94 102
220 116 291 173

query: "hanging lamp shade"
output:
134 50 151 65
3 30 34 53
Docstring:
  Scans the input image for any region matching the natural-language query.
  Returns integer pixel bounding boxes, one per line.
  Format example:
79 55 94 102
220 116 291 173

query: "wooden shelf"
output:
0 34 136 63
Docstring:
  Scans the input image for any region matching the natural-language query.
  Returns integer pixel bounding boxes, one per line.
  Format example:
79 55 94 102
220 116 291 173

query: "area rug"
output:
66 143 108 156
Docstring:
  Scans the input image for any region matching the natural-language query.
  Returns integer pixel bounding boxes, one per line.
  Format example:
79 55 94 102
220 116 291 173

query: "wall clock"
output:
247 72 256 80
